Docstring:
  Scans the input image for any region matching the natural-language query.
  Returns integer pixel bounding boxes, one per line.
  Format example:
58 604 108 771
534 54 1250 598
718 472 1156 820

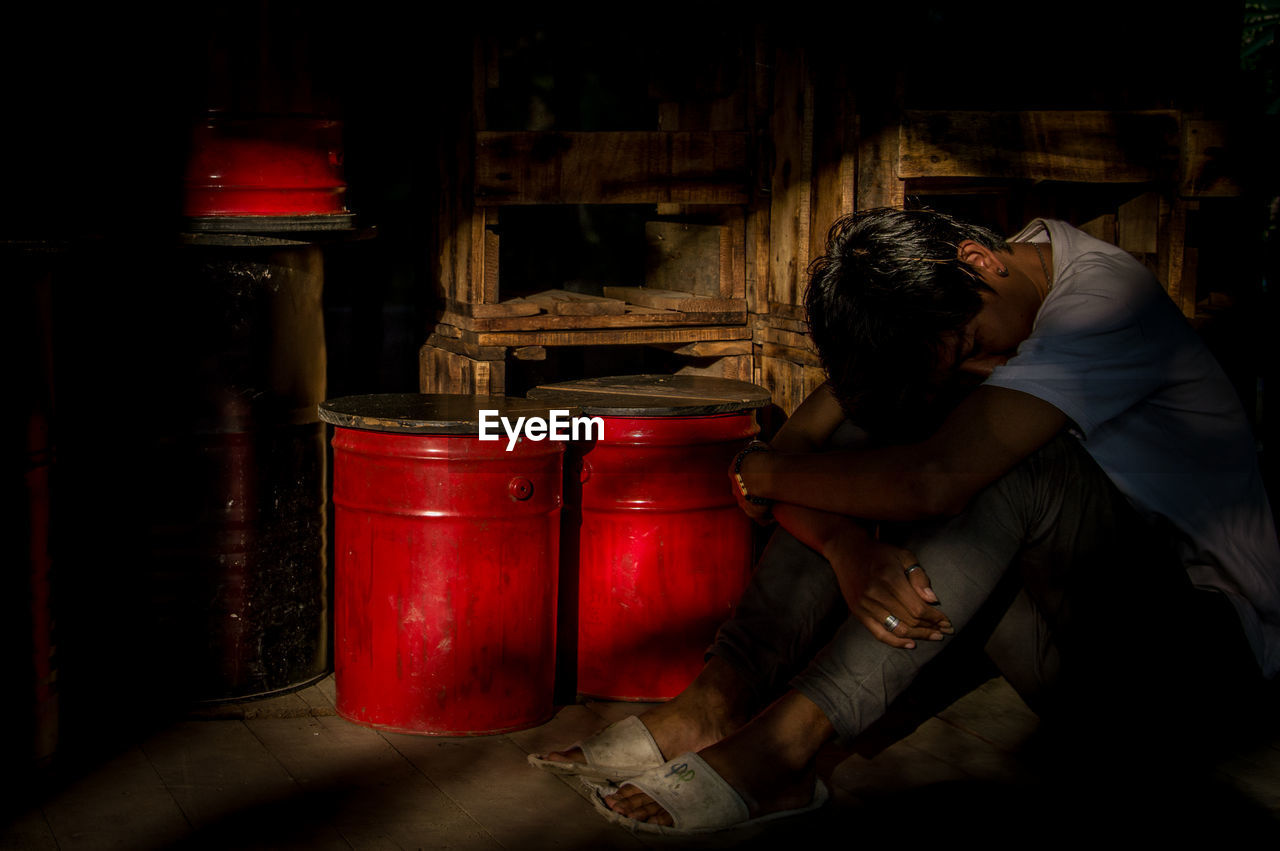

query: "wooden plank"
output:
461 324 750 348
481 207 500 303
645 221 722 296
747 203 770 316
601 285 743 313
755 313 810 335
1078 213 1117 245
768 46 813 308
474 131 750 205
418 343 504 395
856 116 904 208
441 306 745 333
899 110 1181 183
523 289 627 315
660 340 753 357
531 374 765 403
854 71 905 210
767 302 808 322
467 207 487 305
425 331 506 361
759 353 826 419
1181 119 1242 197
761 355 799 420
528 374 770 414
763 340 822 367
756 324 813 350
802 364 827 407
512 346 546 360
450 297 542 318
1182 245 1200 318
438 38 480 307
809 54 857 264
676 353 753 382
440 135 471 305
657 101 680 131
1117 192 1160 256
724 212 747 299
1158 197 1198 318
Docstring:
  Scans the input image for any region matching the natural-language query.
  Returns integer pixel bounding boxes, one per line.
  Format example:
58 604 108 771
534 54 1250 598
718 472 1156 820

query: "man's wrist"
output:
820 521 869 563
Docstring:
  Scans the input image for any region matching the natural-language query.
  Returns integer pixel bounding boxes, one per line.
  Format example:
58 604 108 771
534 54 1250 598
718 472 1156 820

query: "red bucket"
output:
529 376 769 701
321 394 565 735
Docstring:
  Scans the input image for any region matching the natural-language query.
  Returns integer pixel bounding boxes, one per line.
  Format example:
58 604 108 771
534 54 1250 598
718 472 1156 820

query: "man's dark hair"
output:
804 207 1009 433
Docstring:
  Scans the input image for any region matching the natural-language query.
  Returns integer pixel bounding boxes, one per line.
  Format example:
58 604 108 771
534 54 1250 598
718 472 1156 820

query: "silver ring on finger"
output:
904 564 922 577
883 614 901 631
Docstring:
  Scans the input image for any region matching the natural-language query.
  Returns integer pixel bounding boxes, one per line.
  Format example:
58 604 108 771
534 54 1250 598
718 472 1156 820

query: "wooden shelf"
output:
442 307 747 333
899 110 1182 183
475 131 751 205
434 321 750 349
428 26 1244 409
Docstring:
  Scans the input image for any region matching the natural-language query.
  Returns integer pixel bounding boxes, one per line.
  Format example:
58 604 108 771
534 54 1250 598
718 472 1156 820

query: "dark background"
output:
5 0 1277 800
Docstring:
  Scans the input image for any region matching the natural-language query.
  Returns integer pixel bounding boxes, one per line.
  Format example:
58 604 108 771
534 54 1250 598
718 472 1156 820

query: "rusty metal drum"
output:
147 238 330 704
528 375 770 701
320 394 566 735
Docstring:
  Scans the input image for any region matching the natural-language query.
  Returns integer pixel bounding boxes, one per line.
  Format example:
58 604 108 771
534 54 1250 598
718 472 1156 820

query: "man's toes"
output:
543 746 585 764
605 787 673 825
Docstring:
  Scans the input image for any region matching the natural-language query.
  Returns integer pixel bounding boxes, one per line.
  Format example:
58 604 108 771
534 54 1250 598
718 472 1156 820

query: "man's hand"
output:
822 526 953 649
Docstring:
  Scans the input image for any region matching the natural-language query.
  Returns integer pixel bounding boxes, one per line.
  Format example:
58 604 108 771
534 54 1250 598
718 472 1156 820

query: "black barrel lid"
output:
318 393 580 435
527 374 771 417
183 214 363 235
178 225 376 248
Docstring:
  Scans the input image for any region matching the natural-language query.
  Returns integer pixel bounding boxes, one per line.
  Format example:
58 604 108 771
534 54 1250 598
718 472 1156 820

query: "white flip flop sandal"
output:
589 752 829 835
527 715 665 783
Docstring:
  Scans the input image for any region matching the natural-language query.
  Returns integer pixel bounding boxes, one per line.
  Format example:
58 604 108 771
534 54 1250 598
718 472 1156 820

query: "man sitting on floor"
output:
529 207 1279 833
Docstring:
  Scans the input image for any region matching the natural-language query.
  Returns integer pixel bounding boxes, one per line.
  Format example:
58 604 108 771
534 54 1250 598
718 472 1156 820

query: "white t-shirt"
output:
985 219 1280 677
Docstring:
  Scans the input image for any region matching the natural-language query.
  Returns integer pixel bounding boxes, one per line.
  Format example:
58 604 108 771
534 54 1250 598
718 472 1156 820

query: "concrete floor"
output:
4 675 1278 850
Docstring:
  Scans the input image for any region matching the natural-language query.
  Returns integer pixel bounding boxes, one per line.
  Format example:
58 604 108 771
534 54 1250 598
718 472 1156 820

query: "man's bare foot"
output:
541 657 754 766
603 691 833 828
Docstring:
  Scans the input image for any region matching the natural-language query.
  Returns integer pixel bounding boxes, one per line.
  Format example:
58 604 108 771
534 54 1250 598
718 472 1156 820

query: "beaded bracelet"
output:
732 439 773 506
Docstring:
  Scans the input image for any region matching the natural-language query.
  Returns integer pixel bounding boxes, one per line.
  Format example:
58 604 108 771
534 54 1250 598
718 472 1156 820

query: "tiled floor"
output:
4 675 1278 849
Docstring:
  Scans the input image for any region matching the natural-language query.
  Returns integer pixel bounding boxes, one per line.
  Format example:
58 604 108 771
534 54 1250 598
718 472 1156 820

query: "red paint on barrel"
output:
331 428 562 735
573 413 757 700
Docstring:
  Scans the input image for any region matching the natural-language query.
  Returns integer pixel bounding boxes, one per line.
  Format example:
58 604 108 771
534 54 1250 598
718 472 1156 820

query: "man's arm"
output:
766 383 849 453
742 385 1067 522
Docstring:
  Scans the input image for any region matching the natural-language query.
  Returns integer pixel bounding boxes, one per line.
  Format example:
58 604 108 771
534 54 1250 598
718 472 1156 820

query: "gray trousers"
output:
710 433 1257 750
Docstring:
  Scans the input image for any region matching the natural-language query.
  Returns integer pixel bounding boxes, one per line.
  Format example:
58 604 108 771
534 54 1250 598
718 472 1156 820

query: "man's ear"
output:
956 240 1003 277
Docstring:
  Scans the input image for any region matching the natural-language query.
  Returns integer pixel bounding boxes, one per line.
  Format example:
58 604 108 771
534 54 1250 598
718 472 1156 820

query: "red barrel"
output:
528 375 770 701
320 394 565 735
184 113 347 218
